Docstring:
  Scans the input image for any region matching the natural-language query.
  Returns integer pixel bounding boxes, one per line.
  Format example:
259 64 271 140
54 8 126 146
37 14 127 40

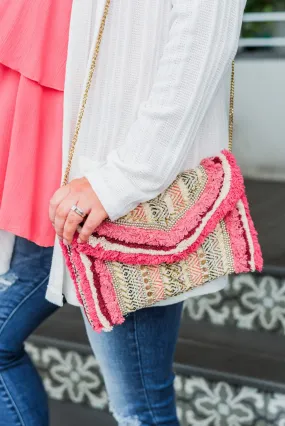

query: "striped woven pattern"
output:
62 150 263 332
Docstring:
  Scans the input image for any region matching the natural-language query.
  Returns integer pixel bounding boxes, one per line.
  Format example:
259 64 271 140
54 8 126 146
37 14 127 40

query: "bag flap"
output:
76 150 245 262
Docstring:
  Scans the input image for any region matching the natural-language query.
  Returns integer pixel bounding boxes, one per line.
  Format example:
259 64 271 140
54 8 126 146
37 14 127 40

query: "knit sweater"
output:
45 0 246 307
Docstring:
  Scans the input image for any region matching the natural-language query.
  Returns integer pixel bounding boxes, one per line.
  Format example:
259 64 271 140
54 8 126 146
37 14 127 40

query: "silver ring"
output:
70 204 86 218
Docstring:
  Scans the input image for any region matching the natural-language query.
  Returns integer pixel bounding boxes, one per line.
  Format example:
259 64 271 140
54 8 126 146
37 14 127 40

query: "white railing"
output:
240 11 285 48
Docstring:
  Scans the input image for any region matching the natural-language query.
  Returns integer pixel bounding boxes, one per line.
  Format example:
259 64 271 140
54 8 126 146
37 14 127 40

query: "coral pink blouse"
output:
0 0 73 246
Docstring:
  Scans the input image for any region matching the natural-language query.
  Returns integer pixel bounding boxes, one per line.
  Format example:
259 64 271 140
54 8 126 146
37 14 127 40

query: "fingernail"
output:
77 238 82 244
63 239 68 246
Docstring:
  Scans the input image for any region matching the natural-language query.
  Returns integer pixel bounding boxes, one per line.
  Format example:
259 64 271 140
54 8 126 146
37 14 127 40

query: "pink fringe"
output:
93 151 244 248
94 154 228 246
224 207 249 273
224 197 263 274
94 260 125 326
59 240 83 306
71 248 104 333
240 193 263 272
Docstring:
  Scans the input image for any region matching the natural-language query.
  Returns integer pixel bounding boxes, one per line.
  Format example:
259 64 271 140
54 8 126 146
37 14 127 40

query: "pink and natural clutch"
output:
61 150 263 332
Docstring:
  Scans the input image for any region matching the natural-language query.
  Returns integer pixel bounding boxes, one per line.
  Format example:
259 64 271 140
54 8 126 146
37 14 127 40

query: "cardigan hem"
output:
45 287 64 307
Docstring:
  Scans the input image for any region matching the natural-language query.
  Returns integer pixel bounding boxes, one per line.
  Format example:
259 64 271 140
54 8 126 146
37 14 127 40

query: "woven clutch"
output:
61 0 263 332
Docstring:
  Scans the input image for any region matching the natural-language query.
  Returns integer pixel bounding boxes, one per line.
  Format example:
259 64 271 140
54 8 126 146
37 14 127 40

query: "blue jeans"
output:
0 237 56 426
0 237 182 425
83 304 182 425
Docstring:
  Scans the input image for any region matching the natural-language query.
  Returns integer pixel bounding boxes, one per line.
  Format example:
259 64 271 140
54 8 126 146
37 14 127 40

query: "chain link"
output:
63 0 235 185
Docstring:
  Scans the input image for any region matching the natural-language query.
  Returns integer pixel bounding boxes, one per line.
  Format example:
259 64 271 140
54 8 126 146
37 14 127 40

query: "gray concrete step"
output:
50 400 116 426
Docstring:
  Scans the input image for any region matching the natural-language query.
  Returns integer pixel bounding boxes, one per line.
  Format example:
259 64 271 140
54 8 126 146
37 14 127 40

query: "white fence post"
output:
240 12 285 48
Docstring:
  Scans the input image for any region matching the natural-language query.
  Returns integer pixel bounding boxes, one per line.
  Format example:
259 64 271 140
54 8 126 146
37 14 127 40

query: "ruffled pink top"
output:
0 0 73 246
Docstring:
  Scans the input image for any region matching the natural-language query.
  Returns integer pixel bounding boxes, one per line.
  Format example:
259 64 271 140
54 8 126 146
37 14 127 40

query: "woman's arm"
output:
50 0 246 244
84 0 246 221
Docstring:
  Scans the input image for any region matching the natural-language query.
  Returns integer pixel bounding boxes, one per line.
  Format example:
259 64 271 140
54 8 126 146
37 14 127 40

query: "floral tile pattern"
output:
183 274 285 334
26 343 108 410
26 342 285 426
175 376 285 426
26 273 285 423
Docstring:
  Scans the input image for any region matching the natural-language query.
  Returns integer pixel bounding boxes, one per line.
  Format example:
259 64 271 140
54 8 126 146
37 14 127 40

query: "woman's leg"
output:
83 302 183 426
0 237 57 426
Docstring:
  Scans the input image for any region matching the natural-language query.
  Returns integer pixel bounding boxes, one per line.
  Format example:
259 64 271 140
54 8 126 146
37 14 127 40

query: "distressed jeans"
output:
0 237 182 425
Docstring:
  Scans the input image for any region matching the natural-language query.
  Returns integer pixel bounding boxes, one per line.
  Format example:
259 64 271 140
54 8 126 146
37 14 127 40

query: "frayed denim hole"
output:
109 404 142 426
0 272 18 292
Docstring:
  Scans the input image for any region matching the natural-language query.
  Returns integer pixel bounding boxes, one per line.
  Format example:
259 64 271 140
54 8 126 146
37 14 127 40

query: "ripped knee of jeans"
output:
0 271 18 291
110 404 142 426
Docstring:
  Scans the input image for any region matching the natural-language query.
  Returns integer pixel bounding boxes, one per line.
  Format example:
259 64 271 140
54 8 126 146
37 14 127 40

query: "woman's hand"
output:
49 177 108 245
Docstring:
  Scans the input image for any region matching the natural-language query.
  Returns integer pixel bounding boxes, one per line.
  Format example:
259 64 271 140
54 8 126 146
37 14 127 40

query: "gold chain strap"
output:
63 0 235 185
62 0 111 186
228 61 235 153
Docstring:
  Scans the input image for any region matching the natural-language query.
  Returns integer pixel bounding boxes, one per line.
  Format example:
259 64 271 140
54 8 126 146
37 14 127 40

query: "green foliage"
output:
243 0 285 38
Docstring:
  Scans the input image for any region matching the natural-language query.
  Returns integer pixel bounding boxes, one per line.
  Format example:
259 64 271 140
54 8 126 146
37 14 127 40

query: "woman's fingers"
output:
62 203 89 245
49 185 71 224
54 197 80 240
49 177 108 244
78 210 104 243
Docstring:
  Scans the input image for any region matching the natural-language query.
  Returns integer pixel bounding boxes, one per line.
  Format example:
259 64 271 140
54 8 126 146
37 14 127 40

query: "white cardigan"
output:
1 0 246 308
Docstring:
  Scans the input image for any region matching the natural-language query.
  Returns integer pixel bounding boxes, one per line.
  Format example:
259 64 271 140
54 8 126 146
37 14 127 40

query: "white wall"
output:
233 58 285 181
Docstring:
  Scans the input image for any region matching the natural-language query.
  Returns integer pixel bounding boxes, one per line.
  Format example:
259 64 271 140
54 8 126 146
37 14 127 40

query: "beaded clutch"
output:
61 0 263 332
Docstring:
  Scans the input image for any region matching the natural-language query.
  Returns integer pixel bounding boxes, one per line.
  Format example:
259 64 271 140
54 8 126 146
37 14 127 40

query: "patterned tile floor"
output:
183 273 285 334
176 376 285 426
26 333 285 426
29 272 285 425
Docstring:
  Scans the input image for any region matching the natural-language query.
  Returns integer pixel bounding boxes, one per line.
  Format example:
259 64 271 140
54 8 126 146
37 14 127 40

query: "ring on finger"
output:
70 204 86 219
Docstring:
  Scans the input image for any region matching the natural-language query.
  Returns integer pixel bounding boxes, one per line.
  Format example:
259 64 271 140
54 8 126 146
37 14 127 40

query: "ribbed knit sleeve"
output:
84 0 246 221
